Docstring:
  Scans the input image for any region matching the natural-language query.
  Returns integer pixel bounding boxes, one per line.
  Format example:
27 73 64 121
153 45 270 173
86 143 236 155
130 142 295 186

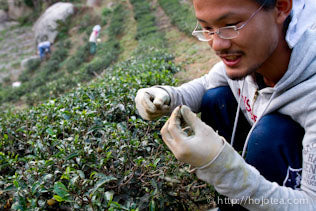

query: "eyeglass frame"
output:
192 1 266 41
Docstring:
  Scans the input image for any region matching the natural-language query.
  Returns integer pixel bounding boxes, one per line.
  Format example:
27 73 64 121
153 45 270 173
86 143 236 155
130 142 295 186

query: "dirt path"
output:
152 0 219 84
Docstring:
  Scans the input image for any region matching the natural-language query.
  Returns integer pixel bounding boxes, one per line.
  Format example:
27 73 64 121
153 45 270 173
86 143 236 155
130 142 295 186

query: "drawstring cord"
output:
229 77 276 158
241 92 276 158
230 79 246 147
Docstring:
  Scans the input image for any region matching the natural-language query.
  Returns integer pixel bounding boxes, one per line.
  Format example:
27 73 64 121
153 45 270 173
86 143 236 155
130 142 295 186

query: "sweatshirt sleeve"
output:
158 62 228 113
195 142 316 210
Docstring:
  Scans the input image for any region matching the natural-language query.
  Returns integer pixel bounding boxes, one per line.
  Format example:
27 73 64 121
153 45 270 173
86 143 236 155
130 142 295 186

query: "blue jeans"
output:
200 86 304 210
38 46 51 60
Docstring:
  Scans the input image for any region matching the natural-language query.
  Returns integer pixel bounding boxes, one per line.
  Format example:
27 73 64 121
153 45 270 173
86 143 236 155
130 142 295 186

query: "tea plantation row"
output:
0 2 125 107
0 0 216 209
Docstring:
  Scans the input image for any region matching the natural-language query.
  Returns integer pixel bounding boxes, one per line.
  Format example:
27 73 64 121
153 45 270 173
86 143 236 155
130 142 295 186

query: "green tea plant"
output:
0 0 217 209
3 44 217 209
158 0 196 36
18 59 41 83
0 48 216 210
130 0 159 40
130 0 165 52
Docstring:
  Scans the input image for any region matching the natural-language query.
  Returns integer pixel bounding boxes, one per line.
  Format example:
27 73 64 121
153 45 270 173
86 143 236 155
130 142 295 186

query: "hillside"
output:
0 0 218 108
0 0 219 210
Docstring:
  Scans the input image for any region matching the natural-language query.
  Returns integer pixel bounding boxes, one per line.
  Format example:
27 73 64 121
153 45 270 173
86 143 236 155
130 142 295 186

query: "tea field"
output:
0 0 218 209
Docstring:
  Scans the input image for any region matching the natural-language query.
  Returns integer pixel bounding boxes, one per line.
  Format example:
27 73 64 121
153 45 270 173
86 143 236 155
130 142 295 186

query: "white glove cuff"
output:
189 137 226 173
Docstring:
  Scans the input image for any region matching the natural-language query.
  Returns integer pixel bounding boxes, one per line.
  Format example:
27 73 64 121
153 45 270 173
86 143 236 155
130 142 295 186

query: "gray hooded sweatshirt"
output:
159 27 316 210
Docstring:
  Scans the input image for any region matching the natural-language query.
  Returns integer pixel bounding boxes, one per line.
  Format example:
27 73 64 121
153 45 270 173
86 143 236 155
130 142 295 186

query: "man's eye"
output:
226 22 240 27
202 26 213 31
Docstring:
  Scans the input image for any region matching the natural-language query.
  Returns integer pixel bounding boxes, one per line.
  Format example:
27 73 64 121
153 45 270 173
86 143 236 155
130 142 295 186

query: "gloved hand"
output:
161 105 224 167
135 87 171 120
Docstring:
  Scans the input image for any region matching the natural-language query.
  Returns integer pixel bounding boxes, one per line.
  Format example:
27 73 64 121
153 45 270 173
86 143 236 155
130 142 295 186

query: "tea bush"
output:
65 42 90 74
158 0 196 36
18 59 41 82
0 0 217 209
78 12 102 34
130 0 165 52
130 0 159 41
107 4 126 38
0 47 215 210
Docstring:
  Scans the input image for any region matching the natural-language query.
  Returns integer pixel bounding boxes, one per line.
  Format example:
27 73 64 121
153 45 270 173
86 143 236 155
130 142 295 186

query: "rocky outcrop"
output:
33 2 75 45
8 0 32 20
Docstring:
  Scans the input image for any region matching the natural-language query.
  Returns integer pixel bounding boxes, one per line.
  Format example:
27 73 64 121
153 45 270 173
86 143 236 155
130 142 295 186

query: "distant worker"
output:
37 40 51 60
89 25 101 55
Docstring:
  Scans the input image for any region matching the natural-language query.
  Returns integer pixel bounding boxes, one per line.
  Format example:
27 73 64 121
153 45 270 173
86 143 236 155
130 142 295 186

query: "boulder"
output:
33 2 75 45
8 0 32 20
0 9 8 23
87 0 101 7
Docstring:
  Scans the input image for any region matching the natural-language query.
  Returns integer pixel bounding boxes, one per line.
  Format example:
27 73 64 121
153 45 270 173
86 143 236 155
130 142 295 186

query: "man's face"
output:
193 0 281 79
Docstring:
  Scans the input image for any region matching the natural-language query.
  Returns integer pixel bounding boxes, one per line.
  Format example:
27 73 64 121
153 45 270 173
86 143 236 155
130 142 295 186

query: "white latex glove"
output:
161 105 224 167
135 87 171 120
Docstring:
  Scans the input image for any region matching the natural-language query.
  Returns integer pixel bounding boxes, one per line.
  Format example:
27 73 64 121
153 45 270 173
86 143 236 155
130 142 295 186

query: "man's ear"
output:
275 0 292 24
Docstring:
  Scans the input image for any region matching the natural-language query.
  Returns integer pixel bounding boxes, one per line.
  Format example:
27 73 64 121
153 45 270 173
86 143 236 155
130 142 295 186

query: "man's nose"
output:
208 34 231 51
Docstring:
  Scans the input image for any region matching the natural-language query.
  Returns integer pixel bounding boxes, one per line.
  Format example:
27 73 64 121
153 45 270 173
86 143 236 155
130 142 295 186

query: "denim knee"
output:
246 113 304 187
201 86 234 113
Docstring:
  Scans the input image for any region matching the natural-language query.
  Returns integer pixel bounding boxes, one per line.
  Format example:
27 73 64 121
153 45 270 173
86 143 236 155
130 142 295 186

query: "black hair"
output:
254 0 276 10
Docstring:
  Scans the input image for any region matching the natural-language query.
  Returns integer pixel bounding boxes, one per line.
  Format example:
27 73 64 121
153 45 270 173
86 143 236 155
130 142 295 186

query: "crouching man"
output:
135 0 316 210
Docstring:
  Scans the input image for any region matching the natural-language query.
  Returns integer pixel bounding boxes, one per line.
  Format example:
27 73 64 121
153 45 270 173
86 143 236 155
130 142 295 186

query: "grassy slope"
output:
154 0 219 83
0 0 218 109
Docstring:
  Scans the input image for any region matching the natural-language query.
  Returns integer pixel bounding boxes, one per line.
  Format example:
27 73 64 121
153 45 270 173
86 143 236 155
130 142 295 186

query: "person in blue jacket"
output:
37 40 51 60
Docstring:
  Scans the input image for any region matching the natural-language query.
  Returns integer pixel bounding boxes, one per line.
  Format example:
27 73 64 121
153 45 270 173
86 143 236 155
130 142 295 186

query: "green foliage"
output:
107 4 126 38
0 0 217 209
56 18 71 41
102 7 112 17
18 59 41 82
101 7 113 26
65 43 90 74
85 40 121 76
130 0 159 40
0 0 8 11
130 0 165 52
158 0 196 36
23 0 34 7
0 49 217 210
77 11 102 34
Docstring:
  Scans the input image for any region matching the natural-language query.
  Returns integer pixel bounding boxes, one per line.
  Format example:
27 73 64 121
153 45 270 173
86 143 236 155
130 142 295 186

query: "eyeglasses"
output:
192 2 266 41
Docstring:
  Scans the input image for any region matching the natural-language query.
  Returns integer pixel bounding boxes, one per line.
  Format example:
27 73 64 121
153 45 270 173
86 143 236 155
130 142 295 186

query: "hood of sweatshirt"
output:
275 28 316 93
